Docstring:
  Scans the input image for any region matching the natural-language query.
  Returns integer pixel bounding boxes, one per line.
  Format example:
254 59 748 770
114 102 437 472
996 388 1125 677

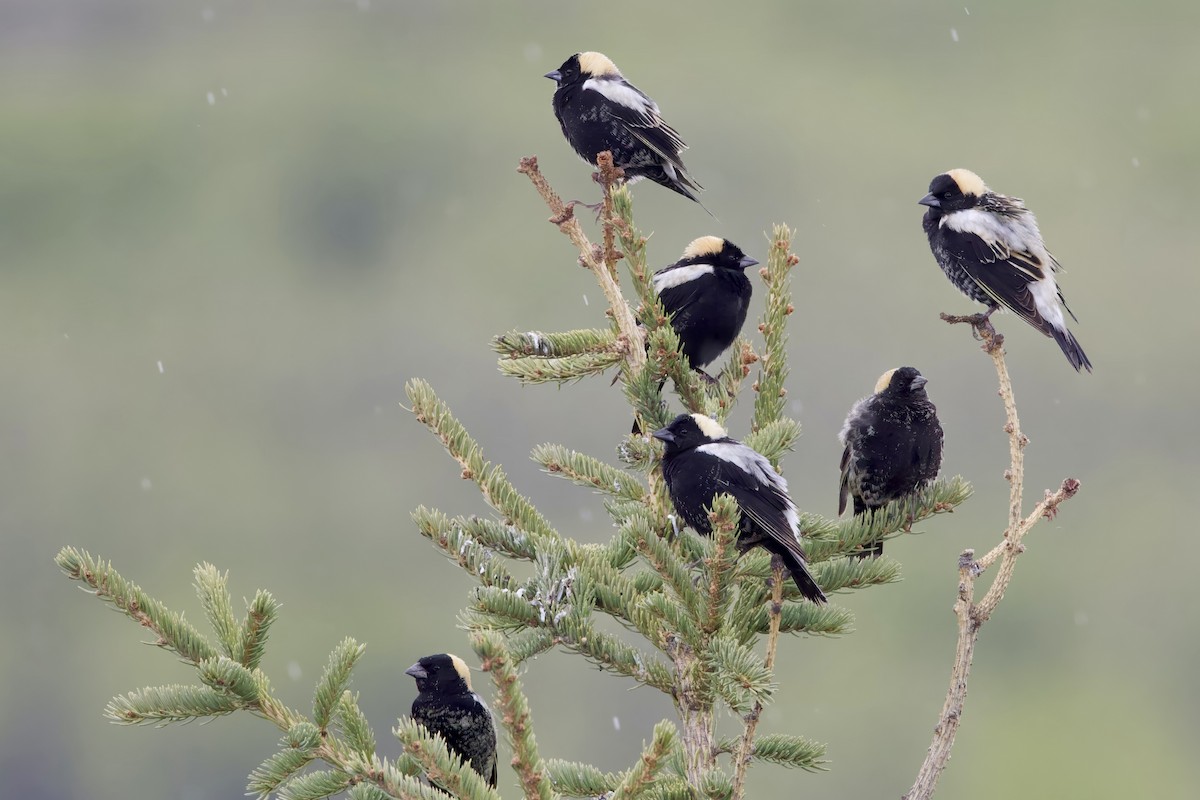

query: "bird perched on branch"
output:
545 51 706 209
653 236 757 379
654 413 827 603
838 367 944 557
919 168 1091 371
628 236 755 434
406 653 498 789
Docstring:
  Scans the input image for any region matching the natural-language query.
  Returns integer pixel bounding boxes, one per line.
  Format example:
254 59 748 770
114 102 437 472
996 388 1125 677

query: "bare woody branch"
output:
903 314 1082 800
517 154 646 372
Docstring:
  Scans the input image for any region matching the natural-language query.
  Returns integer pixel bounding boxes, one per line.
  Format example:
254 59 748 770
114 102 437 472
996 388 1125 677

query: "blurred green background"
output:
4 1 1198 797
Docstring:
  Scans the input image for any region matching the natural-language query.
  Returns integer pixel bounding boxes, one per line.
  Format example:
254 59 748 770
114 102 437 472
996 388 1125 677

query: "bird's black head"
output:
405 653 473 696
652 413 728 455
545 51 621 86
919 169 988 214
874 367 930 400
679 236 759 271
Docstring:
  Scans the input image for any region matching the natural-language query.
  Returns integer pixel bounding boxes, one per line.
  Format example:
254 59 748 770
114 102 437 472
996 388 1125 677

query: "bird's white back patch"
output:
583 77 658 116
697 442 800 540
578 51 620 77
874 368 898 395
948 168 988 197
682 235 725 260
449 654 472 690
696 442 786 491
691 414 727 440
943 207 1047 261
654 263 714 292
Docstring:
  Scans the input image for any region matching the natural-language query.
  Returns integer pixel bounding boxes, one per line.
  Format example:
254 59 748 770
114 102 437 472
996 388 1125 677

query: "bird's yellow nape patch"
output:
691 413 727 440
578 51 620 77
874 368 899 394
682 235 726 260
947 168 987 197
449 654 472 689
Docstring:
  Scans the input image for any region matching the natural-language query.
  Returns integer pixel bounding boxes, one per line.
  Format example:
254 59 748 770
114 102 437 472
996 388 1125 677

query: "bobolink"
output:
654 236 757 377
920 169 1091 371
545 51 705 206
838 367 944 557
406 653 498 789
654 413 827 603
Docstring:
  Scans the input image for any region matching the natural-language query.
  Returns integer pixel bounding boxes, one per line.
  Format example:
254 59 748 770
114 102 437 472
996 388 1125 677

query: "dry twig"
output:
903 314 1081 800
517 154 645 372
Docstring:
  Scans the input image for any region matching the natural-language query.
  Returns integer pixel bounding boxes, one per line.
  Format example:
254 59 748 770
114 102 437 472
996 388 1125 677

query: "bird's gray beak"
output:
738 256 759 270
405 663 427 680
910 375 928 391
651 428 674 444
544 70 562 82
918 193 941 208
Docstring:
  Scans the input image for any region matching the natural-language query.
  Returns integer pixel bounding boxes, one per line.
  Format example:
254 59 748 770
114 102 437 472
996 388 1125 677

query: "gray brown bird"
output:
406 653 497 789
839 367 944 557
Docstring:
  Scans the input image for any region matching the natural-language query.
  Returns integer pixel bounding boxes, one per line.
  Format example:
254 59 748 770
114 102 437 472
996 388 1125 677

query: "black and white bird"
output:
920 168 1091 371
545 51 705 207
653 236 757 378
406 653 498 789
838 367 944 558
654 413 827 603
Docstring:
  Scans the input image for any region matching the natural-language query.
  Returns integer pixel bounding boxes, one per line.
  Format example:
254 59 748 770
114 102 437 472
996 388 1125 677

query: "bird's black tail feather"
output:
765 540 827 604
1051 325 1092 373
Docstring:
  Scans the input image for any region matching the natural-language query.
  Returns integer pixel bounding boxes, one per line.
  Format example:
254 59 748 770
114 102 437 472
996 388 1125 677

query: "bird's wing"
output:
945 228 1061 337
838 443 853 516
584 78 690 166
655 277 710 328
699 445 804 555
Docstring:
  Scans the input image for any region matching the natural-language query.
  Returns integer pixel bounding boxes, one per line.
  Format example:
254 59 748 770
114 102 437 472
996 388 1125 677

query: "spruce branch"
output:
58 548 486 800
903 315 1082 800
105 684 244 725
406 378 560 542
336 691 378 760
194 562 240 659
498 351 624 385
751 226 799 433
610 720 678 800
393 718 501 800
239 589 280 671
472 629 554 800
313 637 366 731
532 442 647 501
731 560 784 798
801 476 973 563
544 759 620 797
55 546 219 665
492 328 618 358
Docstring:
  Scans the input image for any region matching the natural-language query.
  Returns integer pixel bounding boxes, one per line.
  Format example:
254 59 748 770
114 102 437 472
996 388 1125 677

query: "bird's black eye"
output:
942 191 953 199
